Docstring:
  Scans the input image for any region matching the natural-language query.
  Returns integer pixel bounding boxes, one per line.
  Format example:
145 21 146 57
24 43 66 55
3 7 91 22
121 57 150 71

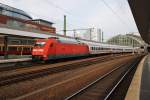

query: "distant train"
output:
32 37 134 60
0 36 33 56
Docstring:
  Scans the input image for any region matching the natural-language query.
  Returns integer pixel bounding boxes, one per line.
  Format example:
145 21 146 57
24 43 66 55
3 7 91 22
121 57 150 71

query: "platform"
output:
0 58 32 64
125 54 150 100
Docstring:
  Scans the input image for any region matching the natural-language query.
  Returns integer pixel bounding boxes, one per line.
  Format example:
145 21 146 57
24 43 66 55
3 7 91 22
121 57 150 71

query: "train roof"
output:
78 39 133 49
47 36 133 49
48 37 81 44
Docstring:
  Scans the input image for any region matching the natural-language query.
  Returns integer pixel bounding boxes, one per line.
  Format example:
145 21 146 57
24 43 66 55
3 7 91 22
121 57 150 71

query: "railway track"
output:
0 54 132 87
0 55 143 99
0 54 125 72
0 54 113 72
65 56 142 100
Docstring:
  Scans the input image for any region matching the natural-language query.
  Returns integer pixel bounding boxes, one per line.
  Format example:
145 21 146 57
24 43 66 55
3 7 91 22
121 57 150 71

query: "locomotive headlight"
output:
33 49 43 52
38 49 44 52
44 55 47 57
33 49 37 52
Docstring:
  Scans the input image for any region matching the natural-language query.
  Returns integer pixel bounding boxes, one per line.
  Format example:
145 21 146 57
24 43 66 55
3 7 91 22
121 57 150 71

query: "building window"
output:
2 10 30 20
7 19 24 28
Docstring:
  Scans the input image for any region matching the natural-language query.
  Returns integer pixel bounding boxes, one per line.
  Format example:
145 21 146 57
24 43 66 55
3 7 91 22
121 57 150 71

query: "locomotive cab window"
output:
35 42 46 47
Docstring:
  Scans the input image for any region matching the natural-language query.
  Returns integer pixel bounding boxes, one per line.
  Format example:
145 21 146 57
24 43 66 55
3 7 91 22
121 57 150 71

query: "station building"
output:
0 3 56 58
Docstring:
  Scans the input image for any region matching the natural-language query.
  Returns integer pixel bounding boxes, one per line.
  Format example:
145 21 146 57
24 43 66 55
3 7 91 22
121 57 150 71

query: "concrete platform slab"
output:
125 55 147 100
0 58 31 64
140 54 150 100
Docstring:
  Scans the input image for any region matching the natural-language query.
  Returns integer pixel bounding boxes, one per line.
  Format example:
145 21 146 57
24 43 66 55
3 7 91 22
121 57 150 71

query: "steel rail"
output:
104 57 141 100
0 54 119 72
0 54 128 86
65 56 142 100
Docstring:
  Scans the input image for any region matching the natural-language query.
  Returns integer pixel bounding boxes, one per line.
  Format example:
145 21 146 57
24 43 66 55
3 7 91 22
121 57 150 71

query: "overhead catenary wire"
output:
0 0 95 32
99 0 132 32
2 0 78 30
43 0 85 32
44 0 87 27
25 8 77 31
1 0 135 36
45 0 133 38
45 0 72 15
44 1 97 34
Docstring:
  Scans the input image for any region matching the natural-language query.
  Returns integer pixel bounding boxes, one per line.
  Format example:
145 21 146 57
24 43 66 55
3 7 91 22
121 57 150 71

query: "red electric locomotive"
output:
32 37 89 60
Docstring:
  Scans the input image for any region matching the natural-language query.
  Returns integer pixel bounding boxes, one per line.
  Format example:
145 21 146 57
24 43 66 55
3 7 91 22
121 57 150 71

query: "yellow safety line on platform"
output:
125 55 147 100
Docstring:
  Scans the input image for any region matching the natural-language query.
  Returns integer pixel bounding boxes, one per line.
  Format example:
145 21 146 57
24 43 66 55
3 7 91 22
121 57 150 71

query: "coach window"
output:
0 46 2 51
28 40 34 45
9 40 20 45
93 47 95 50
2 46 4 51
8 47 17 51
18 47 22 51
24 47 30 51
21 40 27 45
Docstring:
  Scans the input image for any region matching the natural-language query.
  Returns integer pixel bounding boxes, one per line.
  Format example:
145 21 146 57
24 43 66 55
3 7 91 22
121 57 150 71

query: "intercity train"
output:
32 37 134 60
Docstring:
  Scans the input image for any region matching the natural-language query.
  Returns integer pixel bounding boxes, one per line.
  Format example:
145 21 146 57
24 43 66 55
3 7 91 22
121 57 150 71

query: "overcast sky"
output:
0 0 138 40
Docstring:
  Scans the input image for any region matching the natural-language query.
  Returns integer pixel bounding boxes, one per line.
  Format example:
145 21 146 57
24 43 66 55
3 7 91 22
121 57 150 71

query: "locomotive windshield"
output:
35 42 46 47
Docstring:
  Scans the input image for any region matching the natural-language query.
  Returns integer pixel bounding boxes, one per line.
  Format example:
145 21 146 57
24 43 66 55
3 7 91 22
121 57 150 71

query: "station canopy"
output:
107 33 146 47
128 0 150 44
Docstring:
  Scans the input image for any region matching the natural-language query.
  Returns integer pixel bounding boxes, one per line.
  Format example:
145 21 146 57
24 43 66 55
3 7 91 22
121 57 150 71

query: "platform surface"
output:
0 58 31 64
125 54 150 100
140 54 150 100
